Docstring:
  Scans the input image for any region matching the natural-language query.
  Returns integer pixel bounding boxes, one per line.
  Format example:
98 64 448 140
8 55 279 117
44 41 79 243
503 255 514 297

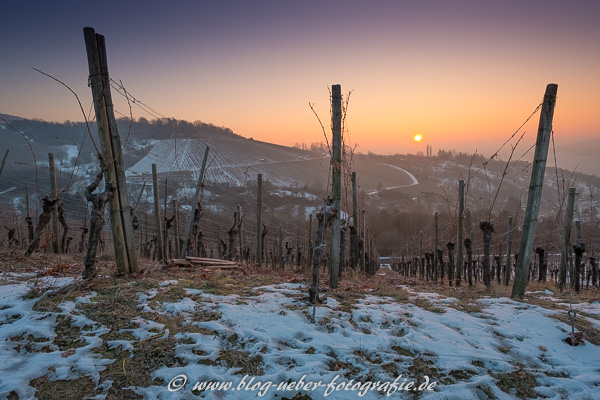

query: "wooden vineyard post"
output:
48 153 60 254
152 164 164 262
256 174 263 268
180 145 209 258
173 199 181 258
456 180 464 286
511 83 558 298
505 216 513 285
330 84 342 288
560 187 576 290
84 27 138 274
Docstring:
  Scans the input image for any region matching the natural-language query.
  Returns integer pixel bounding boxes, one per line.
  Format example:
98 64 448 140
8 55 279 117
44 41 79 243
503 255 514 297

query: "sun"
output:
413 133 423 142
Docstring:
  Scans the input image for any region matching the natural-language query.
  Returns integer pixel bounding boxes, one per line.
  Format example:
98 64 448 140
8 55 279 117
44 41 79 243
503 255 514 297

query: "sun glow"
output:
413 133 423 142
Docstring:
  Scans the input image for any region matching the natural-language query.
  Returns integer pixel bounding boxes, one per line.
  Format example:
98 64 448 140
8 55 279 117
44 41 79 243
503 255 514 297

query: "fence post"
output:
330 84 342 288
511 83 558 298
84 27 138 274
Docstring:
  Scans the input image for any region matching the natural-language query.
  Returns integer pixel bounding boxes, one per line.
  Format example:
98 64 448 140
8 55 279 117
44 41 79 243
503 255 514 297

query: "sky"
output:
1 0 599 157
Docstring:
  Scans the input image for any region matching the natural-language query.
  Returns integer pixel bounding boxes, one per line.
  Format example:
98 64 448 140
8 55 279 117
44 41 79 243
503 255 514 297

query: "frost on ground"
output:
0 270 599 400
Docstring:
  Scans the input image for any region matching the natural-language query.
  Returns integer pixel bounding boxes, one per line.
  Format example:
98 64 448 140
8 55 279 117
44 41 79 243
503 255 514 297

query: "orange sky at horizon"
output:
1 1 598 159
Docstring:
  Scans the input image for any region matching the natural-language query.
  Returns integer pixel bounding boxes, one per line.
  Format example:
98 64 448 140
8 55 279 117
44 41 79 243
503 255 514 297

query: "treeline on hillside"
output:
4 116 239 145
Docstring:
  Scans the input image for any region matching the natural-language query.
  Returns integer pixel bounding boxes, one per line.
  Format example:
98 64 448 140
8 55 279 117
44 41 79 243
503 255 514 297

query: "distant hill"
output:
1 114 599 257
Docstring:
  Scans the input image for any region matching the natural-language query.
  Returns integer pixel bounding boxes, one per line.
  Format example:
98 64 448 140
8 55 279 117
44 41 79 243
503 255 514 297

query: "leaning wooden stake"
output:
180 145 209 258
330 84 342 288
511 83 558 298
84 27 137 274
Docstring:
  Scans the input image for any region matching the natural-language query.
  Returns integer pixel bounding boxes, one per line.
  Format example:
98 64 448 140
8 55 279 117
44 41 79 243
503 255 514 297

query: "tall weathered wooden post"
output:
456 180 464 286
511 83 558 298
84 27 138 274
330 84 342 288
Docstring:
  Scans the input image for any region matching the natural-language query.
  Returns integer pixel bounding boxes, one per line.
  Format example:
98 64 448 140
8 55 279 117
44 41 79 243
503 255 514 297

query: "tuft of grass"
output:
411 297 446 313
30 374 106 400
53 315 86 350
495 368 538 399
219 349 264 375
450 299 484 314
392 345 415 357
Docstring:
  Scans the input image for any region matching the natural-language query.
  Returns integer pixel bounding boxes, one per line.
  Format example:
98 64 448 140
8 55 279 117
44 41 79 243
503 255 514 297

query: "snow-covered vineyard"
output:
1 265 599 399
